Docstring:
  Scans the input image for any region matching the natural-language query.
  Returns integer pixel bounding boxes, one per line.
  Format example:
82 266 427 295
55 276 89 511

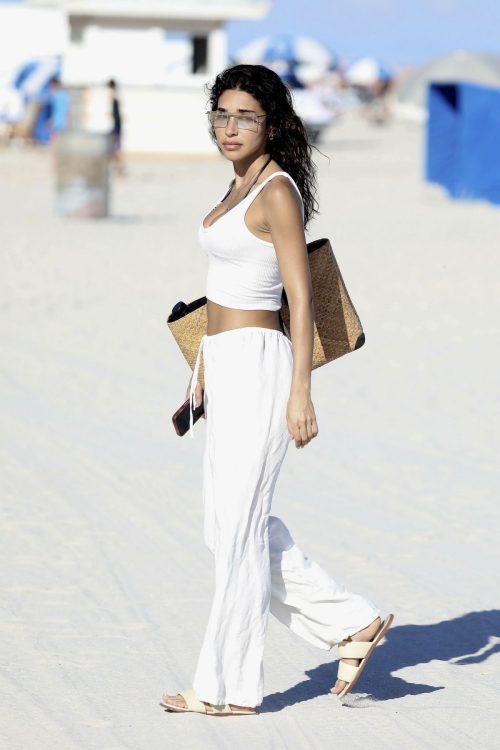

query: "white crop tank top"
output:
198 171 305 311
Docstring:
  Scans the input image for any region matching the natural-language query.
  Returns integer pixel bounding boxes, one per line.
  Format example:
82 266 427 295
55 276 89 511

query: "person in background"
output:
107 79 126 177
47 78 71 141
369 75 393 125
46 77 71 171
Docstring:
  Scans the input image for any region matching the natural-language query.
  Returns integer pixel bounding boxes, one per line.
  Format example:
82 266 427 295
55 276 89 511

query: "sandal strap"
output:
338 640 372 659
178 689 208 713
178 689 233 714
208 703 233 714
337 661 359 684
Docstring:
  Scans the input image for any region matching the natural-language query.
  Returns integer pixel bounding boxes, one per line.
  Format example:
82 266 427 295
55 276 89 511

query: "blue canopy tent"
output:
426 81 500 206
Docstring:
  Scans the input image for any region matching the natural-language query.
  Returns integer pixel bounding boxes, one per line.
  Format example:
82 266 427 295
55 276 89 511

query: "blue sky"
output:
2 0 499 69
228 0 500 66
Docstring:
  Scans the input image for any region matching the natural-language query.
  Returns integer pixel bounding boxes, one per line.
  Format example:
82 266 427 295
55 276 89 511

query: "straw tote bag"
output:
166 237 365 390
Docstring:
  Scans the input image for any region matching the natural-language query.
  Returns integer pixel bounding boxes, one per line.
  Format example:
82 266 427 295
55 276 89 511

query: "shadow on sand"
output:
261 610 500 711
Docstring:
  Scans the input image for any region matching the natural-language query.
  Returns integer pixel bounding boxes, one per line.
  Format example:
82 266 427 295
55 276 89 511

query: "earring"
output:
269 132 274 141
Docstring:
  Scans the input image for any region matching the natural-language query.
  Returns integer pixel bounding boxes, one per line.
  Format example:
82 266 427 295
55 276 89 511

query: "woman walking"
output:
161 65 392 717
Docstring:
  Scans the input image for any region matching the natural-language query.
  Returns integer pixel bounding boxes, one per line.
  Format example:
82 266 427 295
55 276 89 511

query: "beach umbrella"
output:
13 56 61 101
0 55 61 125
234 34 337 78
344 57 394 86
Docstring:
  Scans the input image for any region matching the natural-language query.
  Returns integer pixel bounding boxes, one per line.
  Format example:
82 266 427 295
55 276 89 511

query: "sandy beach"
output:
1 117 499 749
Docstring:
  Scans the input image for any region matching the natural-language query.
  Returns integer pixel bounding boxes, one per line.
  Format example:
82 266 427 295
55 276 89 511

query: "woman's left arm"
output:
263 179 319 448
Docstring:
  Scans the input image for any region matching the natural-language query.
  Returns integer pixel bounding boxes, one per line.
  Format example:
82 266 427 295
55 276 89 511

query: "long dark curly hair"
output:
205 64 319 230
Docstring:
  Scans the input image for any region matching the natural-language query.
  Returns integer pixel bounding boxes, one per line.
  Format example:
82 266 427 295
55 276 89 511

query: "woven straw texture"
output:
280 238 363 370
166 238 363 389
167 299 208 389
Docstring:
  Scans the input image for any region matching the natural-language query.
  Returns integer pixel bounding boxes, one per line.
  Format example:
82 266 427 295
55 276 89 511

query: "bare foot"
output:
161 693 255 713
330 616 381 695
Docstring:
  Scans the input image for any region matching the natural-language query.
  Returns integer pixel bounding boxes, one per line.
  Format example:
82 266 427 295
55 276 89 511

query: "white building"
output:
26 1 270 153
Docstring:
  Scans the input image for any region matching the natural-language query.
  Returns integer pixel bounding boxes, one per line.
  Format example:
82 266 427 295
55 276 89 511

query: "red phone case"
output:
172 393 205 436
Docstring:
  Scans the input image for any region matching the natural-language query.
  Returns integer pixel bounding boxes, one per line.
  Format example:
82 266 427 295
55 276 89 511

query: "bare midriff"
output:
206 300 283 336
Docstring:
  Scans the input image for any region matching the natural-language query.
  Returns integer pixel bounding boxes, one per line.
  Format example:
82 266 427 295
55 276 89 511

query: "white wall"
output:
83 84 219 154
64 25 194 85
0 5 68 72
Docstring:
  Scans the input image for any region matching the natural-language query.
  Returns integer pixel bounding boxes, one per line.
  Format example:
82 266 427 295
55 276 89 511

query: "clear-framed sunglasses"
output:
207 111 267 132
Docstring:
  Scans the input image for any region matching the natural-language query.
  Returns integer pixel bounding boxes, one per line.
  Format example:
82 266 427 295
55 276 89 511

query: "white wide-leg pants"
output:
189 327 381 708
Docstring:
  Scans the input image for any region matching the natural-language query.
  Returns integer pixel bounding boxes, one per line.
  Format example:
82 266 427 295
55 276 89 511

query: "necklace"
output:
224 156 272 213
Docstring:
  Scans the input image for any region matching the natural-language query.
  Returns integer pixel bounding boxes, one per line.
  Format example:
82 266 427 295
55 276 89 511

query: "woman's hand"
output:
287 387 318 448
185 378 205 419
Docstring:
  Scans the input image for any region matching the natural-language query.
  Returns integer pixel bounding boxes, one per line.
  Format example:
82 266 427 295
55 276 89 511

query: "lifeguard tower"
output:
27 1 270 153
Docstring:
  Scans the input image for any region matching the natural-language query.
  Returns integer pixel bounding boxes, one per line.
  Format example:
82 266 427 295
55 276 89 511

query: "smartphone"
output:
172 390 205 436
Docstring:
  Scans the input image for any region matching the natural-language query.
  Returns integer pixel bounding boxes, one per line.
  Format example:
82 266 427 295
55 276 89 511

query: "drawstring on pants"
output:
189 334 207 440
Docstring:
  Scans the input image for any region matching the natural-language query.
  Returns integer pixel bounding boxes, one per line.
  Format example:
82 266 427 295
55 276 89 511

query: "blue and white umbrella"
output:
234 34 338 85
0 55 62 136
344 57 394 86
13 55 61 101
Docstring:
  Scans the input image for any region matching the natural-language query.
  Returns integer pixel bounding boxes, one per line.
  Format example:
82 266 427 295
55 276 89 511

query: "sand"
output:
1 118 499 749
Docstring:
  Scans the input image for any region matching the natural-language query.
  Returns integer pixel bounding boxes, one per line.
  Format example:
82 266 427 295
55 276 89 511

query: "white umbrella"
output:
345 57 393 86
